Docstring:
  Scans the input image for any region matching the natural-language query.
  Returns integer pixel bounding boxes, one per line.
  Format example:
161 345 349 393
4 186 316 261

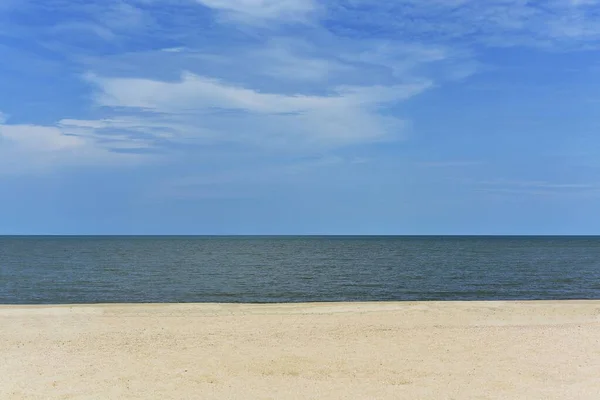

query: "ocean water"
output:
1 236 600 304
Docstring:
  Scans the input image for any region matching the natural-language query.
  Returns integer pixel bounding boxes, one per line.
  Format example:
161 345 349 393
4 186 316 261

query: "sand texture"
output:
2 301 600 399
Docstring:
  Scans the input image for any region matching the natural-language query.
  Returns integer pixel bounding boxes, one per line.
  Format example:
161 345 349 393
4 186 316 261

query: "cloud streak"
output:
84 71 432 148
0 122 144 173
472 179 600 197
195 0 317 23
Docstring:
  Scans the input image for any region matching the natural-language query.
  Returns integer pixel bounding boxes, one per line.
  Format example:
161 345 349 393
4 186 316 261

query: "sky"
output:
1 0 600 235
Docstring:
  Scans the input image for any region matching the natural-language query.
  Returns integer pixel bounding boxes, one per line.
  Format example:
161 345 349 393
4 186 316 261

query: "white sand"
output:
2 301 600 399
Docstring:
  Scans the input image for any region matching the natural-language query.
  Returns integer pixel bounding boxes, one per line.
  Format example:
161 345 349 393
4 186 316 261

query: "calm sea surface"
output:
1 236 600 304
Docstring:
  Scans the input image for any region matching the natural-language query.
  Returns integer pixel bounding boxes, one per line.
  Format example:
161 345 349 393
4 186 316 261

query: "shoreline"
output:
2 300 600 399
3 298 600 309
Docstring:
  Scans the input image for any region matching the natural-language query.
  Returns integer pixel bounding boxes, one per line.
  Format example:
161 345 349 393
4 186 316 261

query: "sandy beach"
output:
1 301 600 399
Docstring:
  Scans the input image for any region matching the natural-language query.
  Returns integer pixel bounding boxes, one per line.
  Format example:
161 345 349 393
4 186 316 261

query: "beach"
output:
1 301 600 399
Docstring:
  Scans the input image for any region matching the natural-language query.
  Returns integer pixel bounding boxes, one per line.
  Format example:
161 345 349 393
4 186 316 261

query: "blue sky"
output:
1 0 600 235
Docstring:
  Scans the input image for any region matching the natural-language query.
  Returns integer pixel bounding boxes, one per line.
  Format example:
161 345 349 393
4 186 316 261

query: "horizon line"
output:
1 234 599 237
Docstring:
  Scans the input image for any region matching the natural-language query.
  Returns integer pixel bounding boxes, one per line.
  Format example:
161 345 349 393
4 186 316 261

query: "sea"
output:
1 236 600 304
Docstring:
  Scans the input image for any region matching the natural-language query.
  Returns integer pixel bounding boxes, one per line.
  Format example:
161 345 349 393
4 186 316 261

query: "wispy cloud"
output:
473 179 600 197
195 0 318 23
87 71 431 112
325 0 600 50
418 161 482 168
0 122 144 173
83 71 431 148
478 179 597 189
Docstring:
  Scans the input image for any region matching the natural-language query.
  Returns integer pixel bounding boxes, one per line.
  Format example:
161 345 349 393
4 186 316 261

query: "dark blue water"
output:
1 236 600 304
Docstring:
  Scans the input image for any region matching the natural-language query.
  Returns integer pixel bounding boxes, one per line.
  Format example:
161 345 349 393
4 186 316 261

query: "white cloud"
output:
84 71 431 148
326 0 600 50
0 111 7 124
196 0 317 23
57 117 176 142
461 177 600 198
88 71 429 113
253 40 351 82
469 178 600 197
478 179 598 189
418 161 482 168
144 36 452 89
51 22 117 41
161 47 187 53
0 122 145 174
1 124 84 152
